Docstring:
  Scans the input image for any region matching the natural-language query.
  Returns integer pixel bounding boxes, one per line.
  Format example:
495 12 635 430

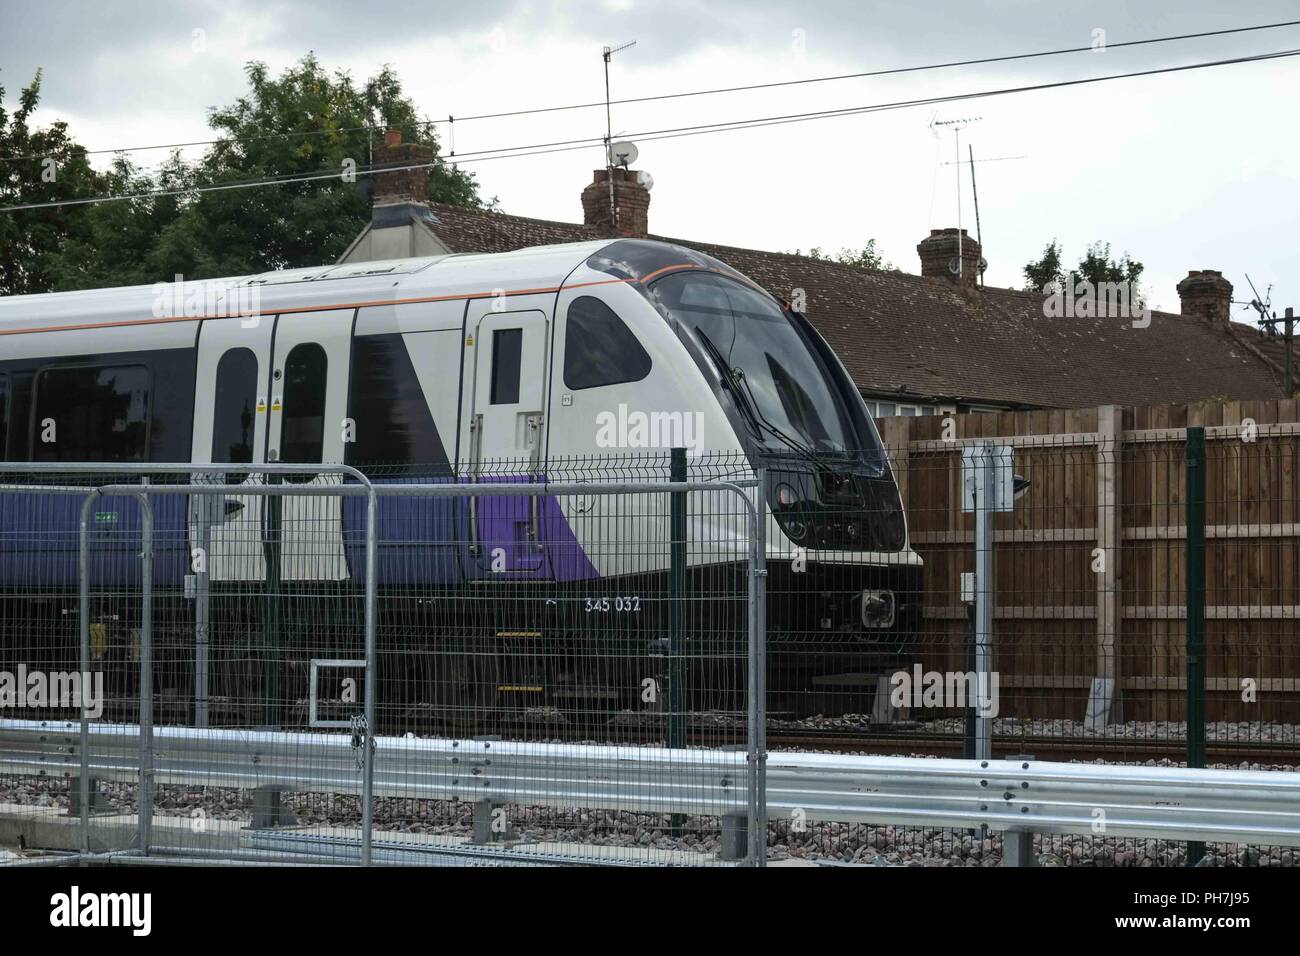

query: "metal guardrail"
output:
5 718 1300 852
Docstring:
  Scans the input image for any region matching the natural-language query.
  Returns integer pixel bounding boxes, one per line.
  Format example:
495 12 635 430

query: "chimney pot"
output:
383 129 402 148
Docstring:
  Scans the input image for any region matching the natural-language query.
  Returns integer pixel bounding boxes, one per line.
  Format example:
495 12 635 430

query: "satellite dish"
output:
947 257 962 275
636 170 654 192
608 140 639 167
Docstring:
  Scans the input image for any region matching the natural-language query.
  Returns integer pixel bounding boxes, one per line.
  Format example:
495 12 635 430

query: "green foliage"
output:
790 239 894 271
1072 241 1144 296
6 56 487 293
1024 239 1145 305
0 70 107 295
1022 239 1064 294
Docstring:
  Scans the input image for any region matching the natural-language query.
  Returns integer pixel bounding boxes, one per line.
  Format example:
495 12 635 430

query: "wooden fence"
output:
877 399 1300 725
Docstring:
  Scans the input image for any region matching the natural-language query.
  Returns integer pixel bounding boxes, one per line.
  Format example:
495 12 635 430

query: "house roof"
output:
1230 320 1300 395
423 201 1285 409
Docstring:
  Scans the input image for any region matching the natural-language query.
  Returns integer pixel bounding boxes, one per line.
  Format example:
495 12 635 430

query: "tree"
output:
1022 239 1065 294
0 70 106 296
1024 239 1145 305
791 239 894 271
1071 241 1144 301
43 153 193 290
32 55 488 291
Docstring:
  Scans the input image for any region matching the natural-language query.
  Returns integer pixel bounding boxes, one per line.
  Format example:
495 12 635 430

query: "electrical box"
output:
961 444 1015 513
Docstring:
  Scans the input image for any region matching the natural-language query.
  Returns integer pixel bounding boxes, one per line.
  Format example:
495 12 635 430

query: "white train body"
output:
0 238 920 643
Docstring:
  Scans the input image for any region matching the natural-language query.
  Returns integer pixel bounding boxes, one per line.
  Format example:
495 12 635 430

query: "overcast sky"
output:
2 0 1297 314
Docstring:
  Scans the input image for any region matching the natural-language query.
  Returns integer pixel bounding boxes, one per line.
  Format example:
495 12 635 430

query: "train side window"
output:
31 365 150 462
563 296 651 390
490 328 522 405
0 373 8 461
280 343 327 465
212 348 257 478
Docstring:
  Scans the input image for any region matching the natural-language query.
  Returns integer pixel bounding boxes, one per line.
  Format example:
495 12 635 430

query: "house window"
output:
490 328 523 405
32 365 150 462
563 296 652 390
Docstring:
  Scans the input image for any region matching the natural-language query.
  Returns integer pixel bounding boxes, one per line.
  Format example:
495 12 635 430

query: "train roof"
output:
0 239 617 337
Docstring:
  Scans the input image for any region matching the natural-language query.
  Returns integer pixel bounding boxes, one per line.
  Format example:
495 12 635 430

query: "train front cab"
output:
587 240 924 716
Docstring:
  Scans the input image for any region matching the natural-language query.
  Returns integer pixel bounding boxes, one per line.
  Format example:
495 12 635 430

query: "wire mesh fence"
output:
759 408 1299 866
0 456 763 866
1 414 1298 867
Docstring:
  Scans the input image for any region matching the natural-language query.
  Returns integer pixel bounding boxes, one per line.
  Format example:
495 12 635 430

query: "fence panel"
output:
1 455 763 866
760 405 1299 867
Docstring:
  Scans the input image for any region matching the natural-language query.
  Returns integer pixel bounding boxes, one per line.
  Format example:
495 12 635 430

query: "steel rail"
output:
4 719 1299 849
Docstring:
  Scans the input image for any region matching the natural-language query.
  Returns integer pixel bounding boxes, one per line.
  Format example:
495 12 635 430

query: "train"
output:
0 238 922 727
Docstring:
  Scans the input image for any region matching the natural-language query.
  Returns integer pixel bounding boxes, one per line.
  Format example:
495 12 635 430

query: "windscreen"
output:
651 271 859 456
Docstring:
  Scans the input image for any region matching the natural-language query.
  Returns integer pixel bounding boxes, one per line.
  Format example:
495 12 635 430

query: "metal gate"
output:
0 458 765 866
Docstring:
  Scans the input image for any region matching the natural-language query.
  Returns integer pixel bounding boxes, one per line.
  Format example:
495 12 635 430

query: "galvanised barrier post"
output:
751 467 767 866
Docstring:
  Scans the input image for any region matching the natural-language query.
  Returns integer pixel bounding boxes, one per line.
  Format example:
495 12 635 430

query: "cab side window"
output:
563 297 651 390
280 343 327 464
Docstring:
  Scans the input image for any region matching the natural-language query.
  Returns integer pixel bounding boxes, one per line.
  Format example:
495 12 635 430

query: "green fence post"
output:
669 447 687 753
264 474 283 728
1185 426 1206 865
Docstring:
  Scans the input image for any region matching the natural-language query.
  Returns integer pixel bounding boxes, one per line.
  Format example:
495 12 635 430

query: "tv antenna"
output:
602 40 637 229
930 115 982 281
1243 273 1295 397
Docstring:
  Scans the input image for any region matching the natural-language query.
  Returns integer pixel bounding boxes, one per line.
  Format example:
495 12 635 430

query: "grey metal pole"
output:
77 491 99 854
668 448 686 753
751 468 768 867
134 490 155 854
974 448 994 762
194 482 217 728
361 486 378 867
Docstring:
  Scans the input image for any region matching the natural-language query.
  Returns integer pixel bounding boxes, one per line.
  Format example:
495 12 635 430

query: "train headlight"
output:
861 589 896 628
774 483 798 508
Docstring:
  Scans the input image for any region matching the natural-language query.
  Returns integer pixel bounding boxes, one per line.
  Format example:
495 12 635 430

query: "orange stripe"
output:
638 263 698 284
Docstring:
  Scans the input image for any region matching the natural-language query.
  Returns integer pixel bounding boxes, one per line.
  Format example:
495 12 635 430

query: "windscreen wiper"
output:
696 329 766 430
733 371 841 476
697 326 838 476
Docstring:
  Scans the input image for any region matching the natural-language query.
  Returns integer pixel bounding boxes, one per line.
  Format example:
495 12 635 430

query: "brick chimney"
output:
581 168 651 238
1176 270 1233 327
917 228 983 285
371 129 433 207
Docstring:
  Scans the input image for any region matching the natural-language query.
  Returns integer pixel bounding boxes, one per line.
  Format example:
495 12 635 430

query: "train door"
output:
191 315 274 582
464 304 548 573
266 309 356 581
